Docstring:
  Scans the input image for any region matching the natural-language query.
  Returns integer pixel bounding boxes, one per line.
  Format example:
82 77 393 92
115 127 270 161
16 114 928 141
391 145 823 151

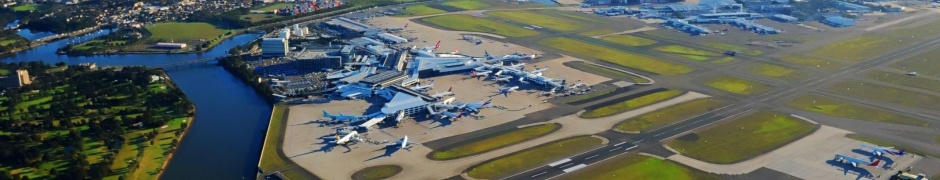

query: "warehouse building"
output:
822 16 856 27
262 38 289 57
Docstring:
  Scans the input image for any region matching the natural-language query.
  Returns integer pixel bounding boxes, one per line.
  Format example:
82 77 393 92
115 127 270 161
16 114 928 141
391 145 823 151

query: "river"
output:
1 32 270 179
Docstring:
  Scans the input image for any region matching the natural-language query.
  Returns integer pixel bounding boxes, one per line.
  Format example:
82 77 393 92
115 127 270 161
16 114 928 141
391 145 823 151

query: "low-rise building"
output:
822 16 856 27
0 69 31 88
262 38 289 57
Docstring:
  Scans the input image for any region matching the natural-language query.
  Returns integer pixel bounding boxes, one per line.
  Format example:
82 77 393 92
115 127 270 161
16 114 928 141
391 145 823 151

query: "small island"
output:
0 62 195 179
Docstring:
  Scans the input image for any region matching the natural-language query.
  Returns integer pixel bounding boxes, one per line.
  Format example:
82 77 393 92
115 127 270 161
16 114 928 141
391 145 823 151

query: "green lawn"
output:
749 63 807 81
601 34 657 47
891 46 940 77
886 18 940 39
617 98 730 133
779 55 844 70
353 165 402 180
443 0 491 10
703 42 762 55
488 10 583 31
12 4 46 12
240 14 281 23
667 111 815 164
865 70 940 92
0 69 10 76
812 35 906 62
580 29 615 36
711 57 735 64
146 22 230 40
580 89 684 119
466 136 603 179
786 94 928 127
253 3 294 11
704 75 770 95
421 14 539 37
259 105 295 174
567 61 650 83
655 45 721 61
558 155 721 180
826 81 940 111
431 123 560 160
0 39 18 46
539 37 692 75
402 4 446 16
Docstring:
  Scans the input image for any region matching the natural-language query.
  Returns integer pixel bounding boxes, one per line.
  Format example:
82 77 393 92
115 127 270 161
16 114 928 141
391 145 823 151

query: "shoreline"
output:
153 71 198 180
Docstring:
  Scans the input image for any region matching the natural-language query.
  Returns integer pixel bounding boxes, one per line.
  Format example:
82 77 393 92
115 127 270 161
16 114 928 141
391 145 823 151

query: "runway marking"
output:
634 139 645 144
609 147 623 152
548 158 571 167
562 164 588 173
653 132 666 137
558 163 575 169
624 145 637 151
531 171 547 177
585 154 599 160
613 142 627 146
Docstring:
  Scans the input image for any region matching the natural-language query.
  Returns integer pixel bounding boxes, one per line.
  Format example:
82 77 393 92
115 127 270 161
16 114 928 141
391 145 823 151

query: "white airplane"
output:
431 87 454 98
906 71 919 76
386 135 417 150
330 131 360 145
393 110 405 124
493 76 512 82
411 80 434 92
530 66 548 74
323 110 363 122
471 70 492 77
541 87 557 96
860 143 906 156
458 98 493 113
441 111 463 120
834 154 881 167
498 86 520 97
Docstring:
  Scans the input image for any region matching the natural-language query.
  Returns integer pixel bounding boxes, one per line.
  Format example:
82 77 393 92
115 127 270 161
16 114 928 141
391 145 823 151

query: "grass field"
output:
580 89 684 119
827 81 940 111
146 22 230 40
12 4 46 12
259 105 289 172
786 94 928 127
865 70 940 92
539 37 692 75
654 45 721 61
890 46 940 77
886 19 940 39
846 134 940 158
704 75 770 95
558 155 721 180
422 14 539 37
711 57 735 64
779 55 844 70
667 111 815 164
254 3 294 11
431 123 560 160
466 136 603 179
240 14 281 23
567 61 650 83
0 69 9 76
749 63 807 81
549 10 610 24
602 35 657 47
488 10 583 31
581 29 615 36
812 35 906 62
402 4 446 16
704 42 762 56
353 165 402 180
0 39 18 46
617 98 730 133
443 0 491 10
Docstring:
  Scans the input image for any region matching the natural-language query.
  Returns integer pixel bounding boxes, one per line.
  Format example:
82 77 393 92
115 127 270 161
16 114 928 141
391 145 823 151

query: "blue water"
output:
1 33 270 179
16 28 56 41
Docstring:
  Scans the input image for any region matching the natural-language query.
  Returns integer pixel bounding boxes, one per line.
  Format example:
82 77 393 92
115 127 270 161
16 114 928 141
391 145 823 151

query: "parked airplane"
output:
833 154 882 167
471 70 492 77
386 135 417 150
441 111 463 120
458 98 493 113
541 87 557 96
431 87 455 98
323 110 362 122
493 76 512 83
906 71 919 76
451 48 460 55
411 80 434 92
860 143 906 156
330 131 360 145
498 86 520 97
530 66 548 75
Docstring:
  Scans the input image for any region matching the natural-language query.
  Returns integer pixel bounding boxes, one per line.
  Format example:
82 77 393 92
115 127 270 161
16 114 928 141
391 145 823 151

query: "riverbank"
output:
1 25 103 56
153 71 198 180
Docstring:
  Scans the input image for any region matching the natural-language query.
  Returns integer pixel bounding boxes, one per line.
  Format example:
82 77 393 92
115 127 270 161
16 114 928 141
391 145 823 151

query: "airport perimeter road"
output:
504 23 940 180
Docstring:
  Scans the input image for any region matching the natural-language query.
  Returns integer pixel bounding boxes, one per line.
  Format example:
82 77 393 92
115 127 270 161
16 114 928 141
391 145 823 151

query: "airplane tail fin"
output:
895 149 906 155
434 40 441 49
323 110 331 117
448 87 452 92
869 159 881 166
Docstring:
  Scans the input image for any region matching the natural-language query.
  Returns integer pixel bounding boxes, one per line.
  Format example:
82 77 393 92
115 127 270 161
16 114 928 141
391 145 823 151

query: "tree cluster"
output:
218 56 275 104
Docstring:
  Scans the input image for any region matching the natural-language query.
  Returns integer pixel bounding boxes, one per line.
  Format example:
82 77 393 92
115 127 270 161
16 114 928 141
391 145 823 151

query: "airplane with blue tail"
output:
860 143 905 156
833 154 881 167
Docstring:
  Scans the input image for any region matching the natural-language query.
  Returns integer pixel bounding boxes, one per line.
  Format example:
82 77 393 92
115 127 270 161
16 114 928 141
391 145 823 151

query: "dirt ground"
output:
366 16 542 58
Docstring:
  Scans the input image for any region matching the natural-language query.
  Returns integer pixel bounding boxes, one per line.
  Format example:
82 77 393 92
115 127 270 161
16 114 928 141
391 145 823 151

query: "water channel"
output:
2 31 269 179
